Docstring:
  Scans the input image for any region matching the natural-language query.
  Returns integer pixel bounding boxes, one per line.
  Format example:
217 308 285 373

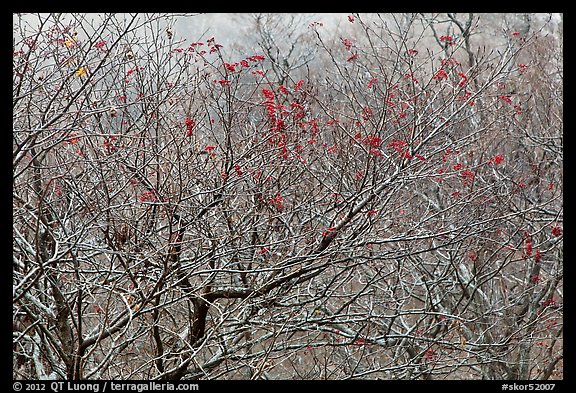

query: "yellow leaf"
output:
65 38 76 48
76 67 86 77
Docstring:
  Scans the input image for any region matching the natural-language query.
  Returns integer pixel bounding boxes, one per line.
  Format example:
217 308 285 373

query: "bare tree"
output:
13 13 562 380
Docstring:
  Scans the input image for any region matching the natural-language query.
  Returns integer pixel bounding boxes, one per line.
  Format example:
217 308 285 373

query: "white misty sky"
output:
173 13 350 48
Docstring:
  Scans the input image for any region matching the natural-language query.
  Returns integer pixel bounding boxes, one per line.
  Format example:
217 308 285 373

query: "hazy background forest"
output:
13 13 563 381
